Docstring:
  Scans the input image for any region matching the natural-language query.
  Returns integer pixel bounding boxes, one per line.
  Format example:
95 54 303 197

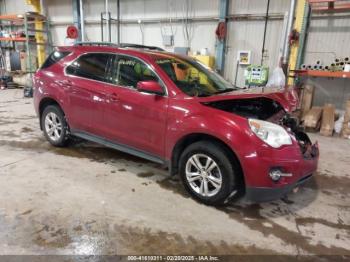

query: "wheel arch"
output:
38 97 64 130
170 133 245 189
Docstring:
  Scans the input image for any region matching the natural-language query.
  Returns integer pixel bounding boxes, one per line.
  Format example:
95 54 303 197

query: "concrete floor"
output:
0 89 349 256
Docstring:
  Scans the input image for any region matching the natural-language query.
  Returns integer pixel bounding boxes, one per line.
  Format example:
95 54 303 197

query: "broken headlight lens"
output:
248 119 292 148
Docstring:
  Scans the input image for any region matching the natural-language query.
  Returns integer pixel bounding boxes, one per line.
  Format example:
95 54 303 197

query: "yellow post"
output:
288 0 308 85
26 0 46 67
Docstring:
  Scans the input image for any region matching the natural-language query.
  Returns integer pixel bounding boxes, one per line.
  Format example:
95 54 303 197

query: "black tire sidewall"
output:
179 141 236 205
41 105 68 147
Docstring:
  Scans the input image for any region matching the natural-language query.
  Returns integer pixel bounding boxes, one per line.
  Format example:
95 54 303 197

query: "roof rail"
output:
73 41 165 51
74 41 119 47
119 43 165 51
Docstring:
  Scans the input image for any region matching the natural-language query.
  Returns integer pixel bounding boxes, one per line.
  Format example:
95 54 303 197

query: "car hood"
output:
197 87 298 113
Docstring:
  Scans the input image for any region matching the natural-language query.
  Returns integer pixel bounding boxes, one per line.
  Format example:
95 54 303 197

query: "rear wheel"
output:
41 105 69 147
179 141 239 205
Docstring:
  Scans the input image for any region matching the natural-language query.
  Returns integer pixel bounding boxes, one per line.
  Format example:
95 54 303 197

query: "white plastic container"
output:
200 48 209 56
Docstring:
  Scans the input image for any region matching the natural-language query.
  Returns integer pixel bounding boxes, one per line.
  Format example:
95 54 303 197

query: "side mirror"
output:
137 81 164 96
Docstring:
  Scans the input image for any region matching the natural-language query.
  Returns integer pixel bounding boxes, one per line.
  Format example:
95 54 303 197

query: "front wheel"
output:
41 105 69 147
179 141 240 205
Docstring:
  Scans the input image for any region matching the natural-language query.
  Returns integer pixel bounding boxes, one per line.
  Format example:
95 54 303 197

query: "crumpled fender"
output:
269 87 299 113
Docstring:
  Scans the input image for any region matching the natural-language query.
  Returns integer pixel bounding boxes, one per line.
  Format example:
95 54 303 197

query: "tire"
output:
41 105 69 147
179 141 240 205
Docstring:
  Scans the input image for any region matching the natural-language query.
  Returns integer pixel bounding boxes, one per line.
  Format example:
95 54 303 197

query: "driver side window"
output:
109 55 159 89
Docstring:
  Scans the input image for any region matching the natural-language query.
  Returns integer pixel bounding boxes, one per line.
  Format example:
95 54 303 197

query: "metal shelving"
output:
293 1 350 83
308 0 350 13
0 12 52 73
294 69 350 79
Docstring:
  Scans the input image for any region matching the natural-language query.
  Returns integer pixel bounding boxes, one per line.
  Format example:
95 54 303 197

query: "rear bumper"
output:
245 173 314 202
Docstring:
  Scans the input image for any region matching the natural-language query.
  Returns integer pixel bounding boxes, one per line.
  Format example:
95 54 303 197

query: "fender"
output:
34 70 72 125
165 108 255 164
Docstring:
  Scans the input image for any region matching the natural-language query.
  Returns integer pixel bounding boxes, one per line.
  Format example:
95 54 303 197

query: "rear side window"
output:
66 53 111 82
41 51 71 70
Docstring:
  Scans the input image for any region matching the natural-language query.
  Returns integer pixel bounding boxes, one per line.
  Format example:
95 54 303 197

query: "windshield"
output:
154 56 237 97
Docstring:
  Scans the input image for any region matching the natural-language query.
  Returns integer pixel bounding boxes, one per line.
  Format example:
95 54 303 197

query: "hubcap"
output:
44 112 63 142
185 154 222 197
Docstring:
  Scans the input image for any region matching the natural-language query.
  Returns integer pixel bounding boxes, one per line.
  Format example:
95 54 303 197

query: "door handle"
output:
57 80 72 89
108 93 120 102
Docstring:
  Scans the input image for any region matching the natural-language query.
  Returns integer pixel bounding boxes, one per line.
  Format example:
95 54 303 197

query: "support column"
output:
72 0 82 41
288 0 310 85
117 0 120 44
26 0 45 66
215 0 229 75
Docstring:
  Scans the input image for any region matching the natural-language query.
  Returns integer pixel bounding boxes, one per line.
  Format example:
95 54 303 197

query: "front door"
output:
103 55 168 158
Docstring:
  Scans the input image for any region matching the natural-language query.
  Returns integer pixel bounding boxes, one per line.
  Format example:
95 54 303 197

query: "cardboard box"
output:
341 100 350 139
341 123 350 139
320 104 335 136
304 106 323 130
301 85 315 118
340 100 350 139
344 100 350 124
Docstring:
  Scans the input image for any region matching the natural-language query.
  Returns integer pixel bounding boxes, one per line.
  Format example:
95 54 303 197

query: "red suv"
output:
33 43 319 205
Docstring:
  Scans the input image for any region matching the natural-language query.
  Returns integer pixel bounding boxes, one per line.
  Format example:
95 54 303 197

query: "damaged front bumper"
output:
245 173 314 202
242 138 319 202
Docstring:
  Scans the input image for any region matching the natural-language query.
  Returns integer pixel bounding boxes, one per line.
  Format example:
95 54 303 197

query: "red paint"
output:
33 45 318 196
137 80 164 95
215 22 227 41
66 25 79 39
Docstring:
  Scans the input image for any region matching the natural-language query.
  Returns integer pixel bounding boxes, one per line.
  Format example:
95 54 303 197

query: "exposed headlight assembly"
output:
248 119 292 148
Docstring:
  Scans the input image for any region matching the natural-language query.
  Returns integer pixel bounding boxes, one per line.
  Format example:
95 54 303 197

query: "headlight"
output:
248 119 292 148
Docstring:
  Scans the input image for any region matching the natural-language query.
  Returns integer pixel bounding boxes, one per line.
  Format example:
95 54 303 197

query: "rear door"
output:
64 53 113 135
102 54 168 158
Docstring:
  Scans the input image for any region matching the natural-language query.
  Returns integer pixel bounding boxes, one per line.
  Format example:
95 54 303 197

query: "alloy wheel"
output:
44 112 63 142
185 154 222 197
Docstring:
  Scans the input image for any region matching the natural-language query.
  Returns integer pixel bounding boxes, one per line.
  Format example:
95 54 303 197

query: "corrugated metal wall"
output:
1 0 349 108
60 0 290 87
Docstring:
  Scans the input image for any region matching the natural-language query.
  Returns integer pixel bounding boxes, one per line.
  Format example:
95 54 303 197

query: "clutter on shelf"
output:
300 57 350 72
298 84 350 139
